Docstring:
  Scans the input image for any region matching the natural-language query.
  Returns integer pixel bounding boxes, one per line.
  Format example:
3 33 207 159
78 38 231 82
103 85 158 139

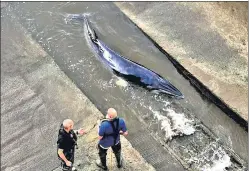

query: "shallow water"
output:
2 2 247 170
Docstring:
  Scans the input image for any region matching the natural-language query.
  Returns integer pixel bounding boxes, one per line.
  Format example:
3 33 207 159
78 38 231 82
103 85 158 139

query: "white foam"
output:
154 111 176 141
115 77 128 87
166 108 195 136
201 149 231 171
152 108 195 141
189 141 233 171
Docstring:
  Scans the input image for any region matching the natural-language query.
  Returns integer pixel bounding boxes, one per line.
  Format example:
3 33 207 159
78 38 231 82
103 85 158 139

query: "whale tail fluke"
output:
84 16 98 41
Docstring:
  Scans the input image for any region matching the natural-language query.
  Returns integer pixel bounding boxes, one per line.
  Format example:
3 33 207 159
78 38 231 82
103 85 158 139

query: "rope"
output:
110 150 113 171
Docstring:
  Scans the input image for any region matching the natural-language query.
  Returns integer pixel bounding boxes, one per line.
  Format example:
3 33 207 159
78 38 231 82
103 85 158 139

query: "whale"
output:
70 14 184 99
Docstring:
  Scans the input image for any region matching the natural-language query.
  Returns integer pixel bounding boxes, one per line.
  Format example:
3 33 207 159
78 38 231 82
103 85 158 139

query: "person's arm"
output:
58 149 71 166
57 135 72 166
98 123 105 140
119 130 128 136
74 128 85 136
120 119 128 136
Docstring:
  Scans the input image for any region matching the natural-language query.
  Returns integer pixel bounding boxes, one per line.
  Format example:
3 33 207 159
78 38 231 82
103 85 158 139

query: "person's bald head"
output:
63 119 74 131
106 108 118 120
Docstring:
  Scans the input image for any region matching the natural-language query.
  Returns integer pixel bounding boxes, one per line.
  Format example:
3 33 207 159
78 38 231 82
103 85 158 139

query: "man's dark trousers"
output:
98 142 122 168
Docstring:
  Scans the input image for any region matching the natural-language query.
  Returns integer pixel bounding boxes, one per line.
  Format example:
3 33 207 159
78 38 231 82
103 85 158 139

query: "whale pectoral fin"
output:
113 69 121 76
147 85 153 89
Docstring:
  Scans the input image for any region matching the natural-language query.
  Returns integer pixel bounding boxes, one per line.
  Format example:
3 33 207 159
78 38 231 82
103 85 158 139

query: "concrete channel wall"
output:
115 2 248 123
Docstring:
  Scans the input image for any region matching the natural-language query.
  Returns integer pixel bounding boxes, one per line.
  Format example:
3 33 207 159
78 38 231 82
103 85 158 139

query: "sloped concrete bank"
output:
1 9 155 171
115 2 248 130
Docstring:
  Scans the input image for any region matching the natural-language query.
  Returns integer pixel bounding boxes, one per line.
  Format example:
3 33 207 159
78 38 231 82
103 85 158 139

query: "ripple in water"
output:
193 142 232 171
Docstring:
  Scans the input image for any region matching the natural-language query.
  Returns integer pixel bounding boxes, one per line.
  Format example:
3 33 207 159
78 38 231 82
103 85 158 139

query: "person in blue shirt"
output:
96 108 128 170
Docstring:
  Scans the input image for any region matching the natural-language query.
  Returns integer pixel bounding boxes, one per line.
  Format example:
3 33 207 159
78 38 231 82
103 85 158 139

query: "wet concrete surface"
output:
1 2 248 171
2 16 67 170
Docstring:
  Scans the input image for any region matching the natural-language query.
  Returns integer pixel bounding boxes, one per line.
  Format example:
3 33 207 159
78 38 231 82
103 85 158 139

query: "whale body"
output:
71 15 184 98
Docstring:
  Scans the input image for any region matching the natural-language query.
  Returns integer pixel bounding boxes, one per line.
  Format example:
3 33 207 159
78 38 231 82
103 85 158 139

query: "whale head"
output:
157 77 184 99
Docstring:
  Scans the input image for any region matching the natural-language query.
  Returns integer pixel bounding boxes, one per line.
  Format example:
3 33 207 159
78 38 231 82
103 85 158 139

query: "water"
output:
2 2 247 170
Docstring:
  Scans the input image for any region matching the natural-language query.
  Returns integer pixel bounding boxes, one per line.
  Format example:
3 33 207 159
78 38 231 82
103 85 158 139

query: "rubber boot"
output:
96 156 108 170
114 151 122 168
62 166 75 171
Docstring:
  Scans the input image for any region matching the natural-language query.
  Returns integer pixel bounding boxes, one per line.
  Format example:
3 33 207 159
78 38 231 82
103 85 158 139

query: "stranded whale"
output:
70 14 184 98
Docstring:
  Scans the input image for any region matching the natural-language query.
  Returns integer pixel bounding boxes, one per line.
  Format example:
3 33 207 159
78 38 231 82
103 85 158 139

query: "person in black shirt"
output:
57 119 85 171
